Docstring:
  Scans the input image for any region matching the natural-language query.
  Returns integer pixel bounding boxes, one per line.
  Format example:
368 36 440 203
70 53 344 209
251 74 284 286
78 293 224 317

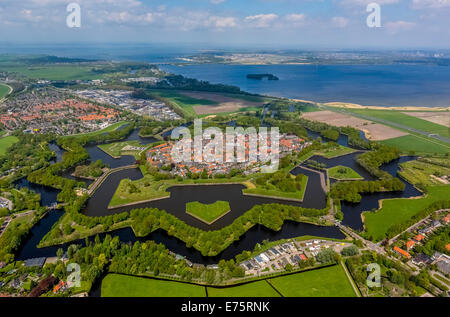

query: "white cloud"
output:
385 20 416 33
411 0 450 8
210 0 226 4
331 16 349 28
245 14 278 28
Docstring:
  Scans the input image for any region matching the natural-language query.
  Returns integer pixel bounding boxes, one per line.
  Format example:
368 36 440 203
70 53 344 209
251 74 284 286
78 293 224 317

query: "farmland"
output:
381 135 450 155
147 90 267 117
101 274 206 297
267 264 357 297
100 265 356 297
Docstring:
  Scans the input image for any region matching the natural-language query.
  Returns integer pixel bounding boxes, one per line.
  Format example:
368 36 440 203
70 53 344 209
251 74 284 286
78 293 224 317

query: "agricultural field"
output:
405 112 450 128
186 201 231 224
268 264 357 297
0 135 19 156
328 166 363 180
98 140 147 159
381 135 450 155
148 90 267 117
100 265 356 297
208 281 280 297
302 110 408 141
363 186 450 242
101 274 206 297
346 109 450 139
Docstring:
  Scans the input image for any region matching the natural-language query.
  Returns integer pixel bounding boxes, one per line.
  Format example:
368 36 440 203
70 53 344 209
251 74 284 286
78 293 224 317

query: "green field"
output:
0 136 19 156
363 186 450 241
208 281 280 297
268 264 357 297
0 65 103 81
98 140 146 159
186 201 231 224
328 166 363 180
243 175 308 201
0 83 11 99
101 265 356 297
347 109 450 139
101 274 206 297
315 145 356 158
148 90 267 118
381 135 450 155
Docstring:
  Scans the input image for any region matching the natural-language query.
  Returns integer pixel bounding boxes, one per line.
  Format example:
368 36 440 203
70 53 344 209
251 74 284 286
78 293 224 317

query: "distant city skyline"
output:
0 0 449 49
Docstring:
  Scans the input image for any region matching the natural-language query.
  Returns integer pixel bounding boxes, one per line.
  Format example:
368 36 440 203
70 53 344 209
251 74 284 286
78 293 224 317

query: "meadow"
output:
381 134 450 155
363 186 450 241
100 265 357 297
101 274 206 297
267 264 357 297
0 136 19 156
0 83 11 99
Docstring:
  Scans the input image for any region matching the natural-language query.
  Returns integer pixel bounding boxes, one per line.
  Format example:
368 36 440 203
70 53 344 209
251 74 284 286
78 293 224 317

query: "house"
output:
412 253 433 266
413 234 425 243
406 240 416 251
53 280 67 294
393 246 411 259
443 214 450 224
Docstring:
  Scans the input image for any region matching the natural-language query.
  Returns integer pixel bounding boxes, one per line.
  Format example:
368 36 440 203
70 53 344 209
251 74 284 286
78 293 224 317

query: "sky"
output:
0 0 449 49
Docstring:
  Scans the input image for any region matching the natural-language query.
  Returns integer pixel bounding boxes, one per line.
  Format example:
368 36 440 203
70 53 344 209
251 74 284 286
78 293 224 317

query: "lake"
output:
160 64 450 107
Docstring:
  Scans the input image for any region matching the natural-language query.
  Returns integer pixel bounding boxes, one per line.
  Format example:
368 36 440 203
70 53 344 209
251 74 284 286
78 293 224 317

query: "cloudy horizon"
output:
0 0 449 49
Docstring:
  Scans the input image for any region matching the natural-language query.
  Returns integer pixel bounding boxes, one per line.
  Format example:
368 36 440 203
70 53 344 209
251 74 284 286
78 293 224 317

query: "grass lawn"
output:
101 274 206 297
315 145 356 158
381 135 450 155
243 175 308 201
0 83 11 99
208 281 280 297
0 136 19 156
268 265 356 297
363 186 450 241
98 140 146 159
328 166 363 180
186 201 230 224
348 109 450 139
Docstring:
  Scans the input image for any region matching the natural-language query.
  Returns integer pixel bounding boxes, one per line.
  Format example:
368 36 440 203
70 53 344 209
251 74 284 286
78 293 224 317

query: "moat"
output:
14 129 422 264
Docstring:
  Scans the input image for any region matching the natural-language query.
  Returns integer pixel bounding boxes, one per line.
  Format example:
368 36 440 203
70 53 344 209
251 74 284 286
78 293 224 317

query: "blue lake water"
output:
160 64 450 107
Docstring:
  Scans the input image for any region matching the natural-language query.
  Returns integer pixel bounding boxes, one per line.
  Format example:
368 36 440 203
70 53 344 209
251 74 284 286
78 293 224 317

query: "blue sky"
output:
0 0 449 49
